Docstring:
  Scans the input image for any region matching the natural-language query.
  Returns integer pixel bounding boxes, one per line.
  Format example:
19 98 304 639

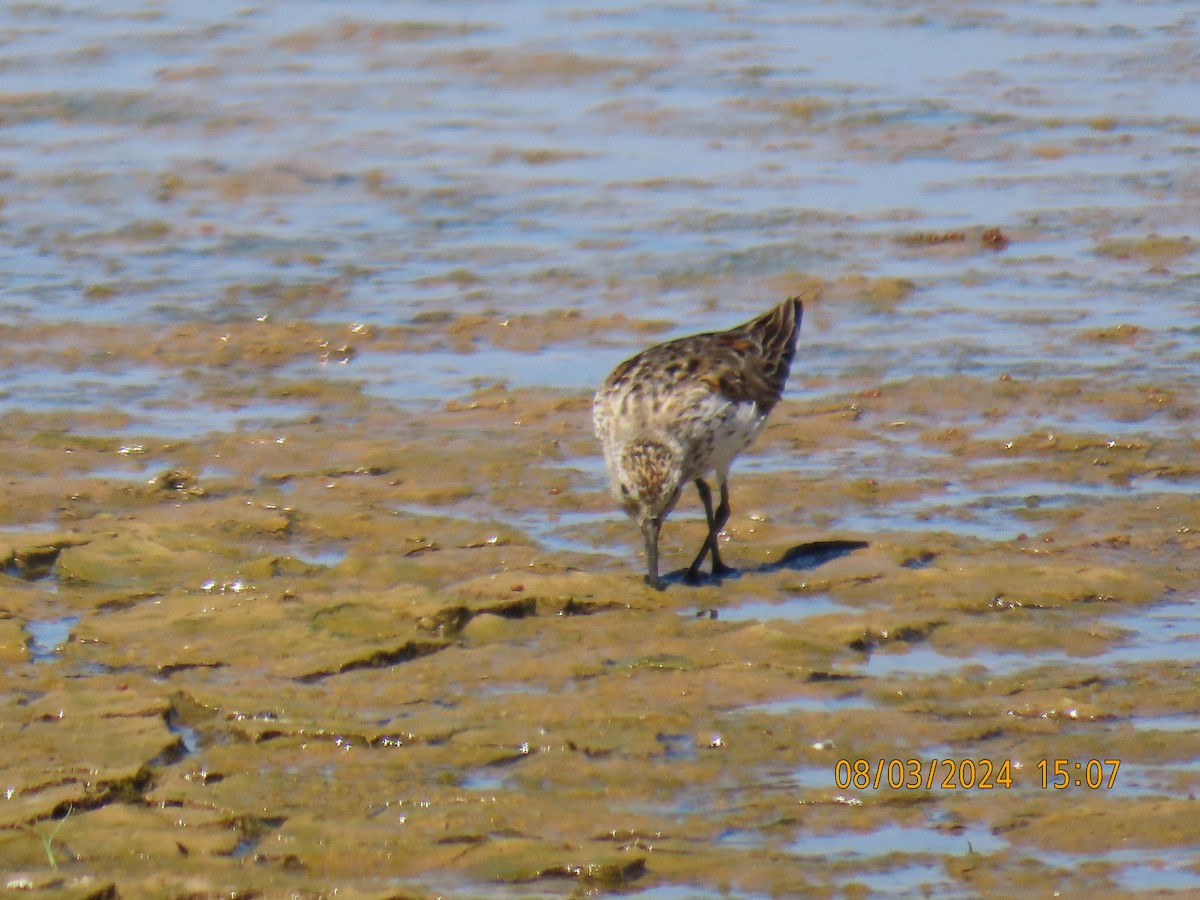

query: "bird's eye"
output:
620 484 630 497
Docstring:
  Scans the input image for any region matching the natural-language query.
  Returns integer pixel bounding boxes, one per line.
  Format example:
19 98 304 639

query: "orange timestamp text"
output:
834 758 1121 791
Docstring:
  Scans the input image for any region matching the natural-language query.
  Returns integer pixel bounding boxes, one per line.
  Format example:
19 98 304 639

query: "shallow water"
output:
2 0 1199 896
23 617 78 664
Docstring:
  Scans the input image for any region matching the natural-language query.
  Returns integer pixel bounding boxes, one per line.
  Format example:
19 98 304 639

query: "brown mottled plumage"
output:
594 297 803 589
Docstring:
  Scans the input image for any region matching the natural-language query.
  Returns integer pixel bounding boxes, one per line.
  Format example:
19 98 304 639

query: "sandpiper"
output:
593 297 803 589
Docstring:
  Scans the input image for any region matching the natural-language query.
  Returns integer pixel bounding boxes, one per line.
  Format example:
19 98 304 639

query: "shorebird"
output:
593 297 803 589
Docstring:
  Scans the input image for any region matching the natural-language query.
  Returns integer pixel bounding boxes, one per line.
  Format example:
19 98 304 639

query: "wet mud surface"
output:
2 1 1200 897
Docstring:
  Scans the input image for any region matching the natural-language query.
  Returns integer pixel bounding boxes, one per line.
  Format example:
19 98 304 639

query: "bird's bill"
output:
641 516 662 590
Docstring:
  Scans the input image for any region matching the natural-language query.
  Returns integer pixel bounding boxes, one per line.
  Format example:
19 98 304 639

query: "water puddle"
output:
701 593 847 623
1109 762 1200 799
788 765 847 792
397 500 628 558
857 643 1037 679
0 363 321 438
134 400 321 439
0 521 60 534
1041 848 1200 894
856 600 1200 678
739 694 872 716
168 720 202 756
1115 859 1200 894
711 828 763 849
827 475 1165 541
319 345 614 408
523 508 628 557
476 681 553 698
25 616 79 663
626 889 772 900
0 365 165 416
790 822 1006 858
86 465 161 483
837 863 954 897
1131 714 1200 733
1093 602 1200 667
459 768 510 793
285 543 348 568
831 504 1026 542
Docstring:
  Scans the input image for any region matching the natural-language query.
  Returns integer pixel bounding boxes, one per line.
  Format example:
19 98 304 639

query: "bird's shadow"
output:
667 539 869 588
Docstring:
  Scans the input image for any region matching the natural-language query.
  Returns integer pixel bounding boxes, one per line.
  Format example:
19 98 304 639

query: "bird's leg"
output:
688 478 730 582
641 516 663 590
708 481 735 577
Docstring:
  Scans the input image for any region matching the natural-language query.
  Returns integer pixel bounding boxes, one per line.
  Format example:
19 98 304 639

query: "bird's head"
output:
613 438 684 526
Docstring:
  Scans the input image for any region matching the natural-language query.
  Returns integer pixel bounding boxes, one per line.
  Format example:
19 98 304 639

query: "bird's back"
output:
692 296 802 414
594 297 803 476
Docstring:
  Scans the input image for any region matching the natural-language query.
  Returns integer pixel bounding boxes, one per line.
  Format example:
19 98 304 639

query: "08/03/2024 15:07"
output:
834 758 1122 791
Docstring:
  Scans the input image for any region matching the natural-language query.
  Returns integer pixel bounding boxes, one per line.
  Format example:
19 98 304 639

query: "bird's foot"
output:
684 563 737 585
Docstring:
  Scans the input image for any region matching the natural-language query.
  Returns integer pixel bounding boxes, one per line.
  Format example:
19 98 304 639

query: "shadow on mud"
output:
669 539 869 587
762 539 870 572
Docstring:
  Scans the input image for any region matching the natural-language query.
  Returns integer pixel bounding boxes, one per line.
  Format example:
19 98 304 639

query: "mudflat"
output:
2 1 1199 896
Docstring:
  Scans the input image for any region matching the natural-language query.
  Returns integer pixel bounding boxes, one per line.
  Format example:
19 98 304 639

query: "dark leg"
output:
688 479 735 582
708 481 735 577
686 479 716 581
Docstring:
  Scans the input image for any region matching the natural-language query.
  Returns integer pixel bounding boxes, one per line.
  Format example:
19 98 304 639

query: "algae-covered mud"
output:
3 1 1200 897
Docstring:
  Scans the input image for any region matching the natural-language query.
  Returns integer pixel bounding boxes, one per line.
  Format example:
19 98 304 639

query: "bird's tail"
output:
746 295 803 357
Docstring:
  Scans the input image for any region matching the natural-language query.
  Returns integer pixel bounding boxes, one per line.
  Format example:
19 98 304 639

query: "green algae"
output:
4 335 1200 896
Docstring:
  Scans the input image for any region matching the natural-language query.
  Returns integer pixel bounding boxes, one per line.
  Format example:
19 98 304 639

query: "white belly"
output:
684 397 767 483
